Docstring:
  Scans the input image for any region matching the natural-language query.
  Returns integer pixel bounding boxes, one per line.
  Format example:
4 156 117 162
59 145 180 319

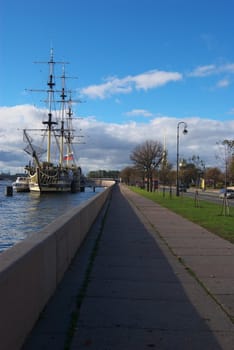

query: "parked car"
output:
179 185 187 192
219 188 234 199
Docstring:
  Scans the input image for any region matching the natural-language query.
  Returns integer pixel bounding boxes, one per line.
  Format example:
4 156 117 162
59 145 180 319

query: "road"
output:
185 188 234 207
159 187 234 207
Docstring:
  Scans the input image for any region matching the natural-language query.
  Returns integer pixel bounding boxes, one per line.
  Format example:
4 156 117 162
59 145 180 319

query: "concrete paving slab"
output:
215 294 234 316
204 278 234 294
97 243 162 257
71 327 234 350
155 238 226 248
90 265 182 283
172 247 234 256
164 236 233 248
77 297 223 331
85 279 194 300
92 254 172 268
180 256 234 278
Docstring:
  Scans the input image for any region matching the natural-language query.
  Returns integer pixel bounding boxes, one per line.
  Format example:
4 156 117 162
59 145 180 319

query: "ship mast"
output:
59 66 66 166
59 68 80 168
30 49 76 167
42 49 58 163
66 95 74 165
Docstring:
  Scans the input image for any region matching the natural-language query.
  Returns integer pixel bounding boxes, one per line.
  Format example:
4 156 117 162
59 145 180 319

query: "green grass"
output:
129 187 234 244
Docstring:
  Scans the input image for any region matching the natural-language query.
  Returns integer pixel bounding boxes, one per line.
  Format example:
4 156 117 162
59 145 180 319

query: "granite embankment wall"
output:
0 185 114 350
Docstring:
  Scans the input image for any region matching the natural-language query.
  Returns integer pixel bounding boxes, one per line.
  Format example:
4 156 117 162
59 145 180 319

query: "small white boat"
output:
12 177 30 192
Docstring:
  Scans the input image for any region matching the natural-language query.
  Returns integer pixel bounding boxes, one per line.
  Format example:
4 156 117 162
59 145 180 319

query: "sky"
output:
1 0 234 174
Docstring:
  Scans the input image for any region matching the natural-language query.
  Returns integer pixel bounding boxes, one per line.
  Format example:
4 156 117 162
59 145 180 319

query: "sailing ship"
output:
23 50 82 193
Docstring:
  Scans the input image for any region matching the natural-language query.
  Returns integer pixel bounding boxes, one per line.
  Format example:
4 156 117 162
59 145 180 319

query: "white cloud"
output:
76 115 234 173
125 109 153 117
189 63 234 77
80 76 132 99
189 64 217 77
80 69 182 99
221 63 234 73
131 70 182 90
80 63 234 101
216 79 230 88
2 105 234 174
227 108 234 115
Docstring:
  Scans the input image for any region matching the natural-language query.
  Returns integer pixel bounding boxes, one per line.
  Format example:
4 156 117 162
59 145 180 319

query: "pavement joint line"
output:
64 194 112 350
122 187 234 326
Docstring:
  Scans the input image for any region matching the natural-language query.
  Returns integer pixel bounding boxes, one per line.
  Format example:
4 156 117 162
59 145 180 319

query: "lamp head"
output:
183 127 188 135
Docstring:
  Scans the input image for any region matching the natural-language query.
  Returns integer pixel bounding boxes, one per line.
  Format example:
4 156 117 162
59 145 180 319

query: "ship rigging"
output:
23 49 82 193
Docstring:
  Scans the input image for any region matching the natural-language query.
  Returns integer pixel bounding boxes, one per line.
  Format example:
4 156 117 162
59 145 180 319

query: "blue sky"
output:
1 0 234 173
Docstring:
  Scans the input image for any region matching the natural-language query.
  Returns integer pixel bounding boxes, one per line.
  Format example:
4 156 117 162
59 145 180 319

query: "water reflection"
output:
0 181 103 252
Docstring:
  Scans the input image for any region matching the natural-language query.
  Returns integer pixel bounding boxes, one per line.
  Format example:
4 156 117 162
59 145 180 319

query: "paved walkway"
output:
23 184 234 349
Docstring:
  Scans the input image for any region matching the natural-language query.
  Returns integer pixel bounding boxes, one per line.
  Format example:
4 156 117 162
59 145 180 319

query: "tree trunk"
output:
146 175 150 192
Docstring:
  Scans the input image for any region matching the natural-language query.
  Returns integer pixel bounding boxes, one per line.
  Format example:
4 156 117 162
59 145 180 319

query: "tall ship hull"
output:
25 163 81 193
23 50 83 193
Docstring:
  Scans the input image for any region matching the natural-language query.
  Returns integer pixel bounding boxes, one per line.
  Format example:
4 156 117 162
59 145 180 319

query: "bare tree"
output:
188 155 206 187
130 140 164 191
222 140 234 186
159 155 173 186
228 158 234 185
216 139 234 187
205 167 223 188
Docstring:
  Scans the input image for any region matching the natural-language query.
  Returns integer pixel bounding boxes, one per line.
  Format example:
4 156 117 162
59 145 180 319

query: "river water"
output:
0 180 103 253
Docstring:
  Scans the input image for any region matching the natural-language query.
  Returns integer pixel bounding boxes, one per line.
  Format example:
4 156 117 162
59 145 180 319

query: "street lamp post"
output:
176 121 188 196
